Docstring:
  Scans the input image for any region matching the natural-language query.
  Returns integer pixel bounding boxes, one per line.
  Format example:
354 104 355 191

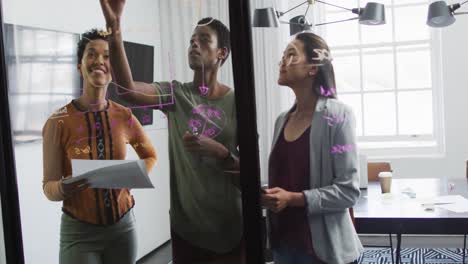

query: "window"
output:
319 0 444 158
5 24 80 143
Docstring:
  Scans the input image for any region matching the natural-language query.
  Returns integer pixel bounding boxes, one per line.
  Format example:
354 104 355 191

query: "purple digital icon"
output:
332 114 344 123
192 105 203 115
76 124 84 133
320 86 336 97
206 108 222 120
188 118 203 134
322 115 334 126
199 85 209 96
187 104 226 139
142 114 151 125
330 144 354 154
203 128 216 137
93 122 101 129
331 145 340 154
322 113 345 127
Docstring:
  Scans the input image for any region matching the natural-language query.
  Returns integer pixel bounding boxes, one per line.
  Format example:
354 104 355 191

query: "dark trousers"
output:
171 229 245 264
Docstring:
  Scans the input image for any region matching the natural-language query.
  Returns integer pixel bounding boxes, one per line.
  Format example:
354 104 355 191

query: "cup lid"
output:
378 171 392 177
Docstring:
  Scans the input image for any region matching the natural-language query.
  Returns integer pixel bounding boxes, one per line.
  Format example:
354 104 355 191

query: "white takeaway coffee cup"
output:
378 171 392 193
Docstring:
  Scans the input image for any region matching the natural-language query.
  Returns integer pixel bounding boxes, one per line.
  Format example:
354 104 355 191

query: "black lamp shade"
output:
252 7 279 27
359 2 386 25
427 1 456 27
289 15 312 35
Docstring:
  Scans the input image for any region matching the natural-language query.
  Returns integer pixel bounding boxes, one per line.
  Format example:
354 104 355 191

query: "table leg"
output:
396 233 402 264
389 234 394 264
463 234 466 264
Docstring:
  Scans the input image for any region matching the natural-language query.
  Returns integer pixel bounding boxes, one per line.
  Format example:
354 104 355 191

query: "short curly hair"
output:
77 28 109 63
197 17 230 65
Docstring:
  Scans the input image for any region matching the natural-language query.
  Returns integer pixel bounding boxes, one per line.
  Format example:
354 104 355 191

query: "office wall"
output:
1 0 171 263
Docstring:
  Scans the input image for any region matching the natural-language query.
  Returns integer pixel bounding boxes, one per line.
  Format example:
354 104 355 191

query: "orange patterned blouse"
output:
42 100 157 225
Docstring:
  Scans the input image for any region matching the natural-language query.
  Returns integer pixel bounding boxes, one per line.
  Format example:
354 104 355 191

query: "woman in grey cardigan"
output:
261 32 363 264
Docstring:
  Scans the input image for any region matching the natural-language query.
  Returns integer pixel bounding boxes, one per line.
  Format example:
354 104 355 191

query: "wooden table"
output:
354 178 468 264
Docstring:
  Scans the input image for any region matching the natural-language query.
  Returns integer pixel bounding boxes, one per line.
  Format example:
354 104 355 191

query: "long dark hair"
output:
295 32 337 99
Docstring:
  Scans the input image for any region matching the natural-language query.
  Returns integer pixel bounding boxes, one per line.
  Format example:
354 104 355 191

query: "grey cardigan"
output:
270 96 363 264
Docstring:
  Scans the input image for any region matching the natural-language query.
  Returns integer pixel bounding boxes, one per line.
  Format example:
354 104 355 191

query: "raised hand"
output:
99 0 126 28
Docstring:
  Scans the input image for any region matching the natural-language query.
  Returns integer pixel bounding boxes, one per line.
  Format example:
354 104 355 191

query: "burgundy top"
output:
268 122 315 255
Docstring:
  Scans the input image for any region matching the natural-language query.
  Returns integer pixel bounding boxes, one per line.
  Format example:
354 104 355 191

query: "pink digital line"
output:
128 51 175 109
89 102 107 106
114 86 131 95
200 119 208 136
70 107 126 116
125 101 175 109
195 111 224 130
287 56 293 67
54 52 176 124
71 101 108 113
322 114 345 126
73 117 146 143
202 62 205 88
74 122 104 143
106 51 175 109
199 62 208 96
112 81 173 97
168 51 175 105
75 136 98 144
49 114 70 120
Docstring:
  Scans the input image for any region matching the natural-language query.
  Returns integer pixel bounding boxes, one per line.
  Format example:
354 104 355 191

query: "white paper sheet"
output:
419 195 468 213
420 195 467 205
436 202 468 213
63 159 154 189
